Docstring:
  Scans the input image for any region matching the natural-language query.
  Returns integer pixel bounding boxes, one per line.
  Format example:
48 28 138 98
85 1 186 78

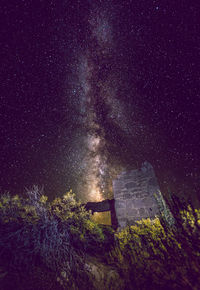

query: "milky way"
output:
1 0 199 202
67 3 141 202
72 5 117 201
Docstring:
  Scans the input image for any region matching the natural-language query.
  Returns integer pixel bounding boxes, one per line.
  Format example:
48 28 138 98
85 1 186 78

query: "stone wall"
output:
113 161 162 228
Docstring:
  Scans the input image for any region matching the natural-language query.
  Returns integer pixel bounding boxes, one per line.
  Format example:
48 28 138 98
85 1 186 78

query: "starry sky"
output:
1 0 200 202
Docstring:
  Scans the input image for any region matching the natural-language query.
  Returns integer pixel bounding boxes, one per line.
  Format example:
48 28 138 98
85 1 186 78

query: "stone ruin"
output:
85 161 170 229
113 161 162 228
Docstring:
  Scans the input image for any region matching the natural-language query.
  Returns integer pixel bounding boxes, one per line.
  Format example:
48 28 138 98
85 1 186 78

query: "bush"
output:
2 187 198 290
0 186 106 289
106 202 200 290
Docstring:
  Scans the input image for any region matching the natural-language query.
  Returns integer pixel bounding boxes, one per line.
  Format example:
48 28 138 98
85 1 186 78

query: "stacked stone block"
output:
113 162 161 228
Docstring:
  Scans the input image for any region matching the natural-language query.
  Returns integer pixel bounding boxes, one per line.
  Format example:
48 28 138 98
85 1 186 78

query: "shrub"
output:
0 186 106 289
106 202 200 290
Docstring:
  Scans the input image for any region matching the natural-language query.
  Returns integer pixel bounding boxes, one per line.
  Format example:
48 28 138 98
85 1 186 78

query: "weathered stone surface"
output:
148 206 159 215
132 187 146 192
116 208 126 216
139 208 146 216
124 193 132 199
127 208 138 216
115 200 126 208
125 182 137 189
133 199 145 208
113 161 163 228
143 197 155 207
126 199 133 209
114 190 123 197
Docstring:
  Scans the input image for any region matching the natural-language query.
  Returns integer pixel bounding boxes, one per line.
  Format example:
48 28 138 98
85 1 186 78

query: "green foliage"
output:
0 187 107 289
50 190 106 253
1 187 200 290
180 205 200 229
106 206 200 290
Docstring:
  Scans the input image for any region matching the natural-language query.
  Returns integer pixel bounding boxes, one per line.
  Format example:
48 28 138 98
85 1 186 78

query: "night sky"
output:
1 1 200 202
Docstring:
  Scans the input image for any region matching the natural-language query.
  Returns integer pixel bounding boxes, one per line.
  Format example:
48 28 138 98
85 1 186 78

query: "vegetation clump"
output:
106 195 200 290
0 186 108 289
0 187 200 290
